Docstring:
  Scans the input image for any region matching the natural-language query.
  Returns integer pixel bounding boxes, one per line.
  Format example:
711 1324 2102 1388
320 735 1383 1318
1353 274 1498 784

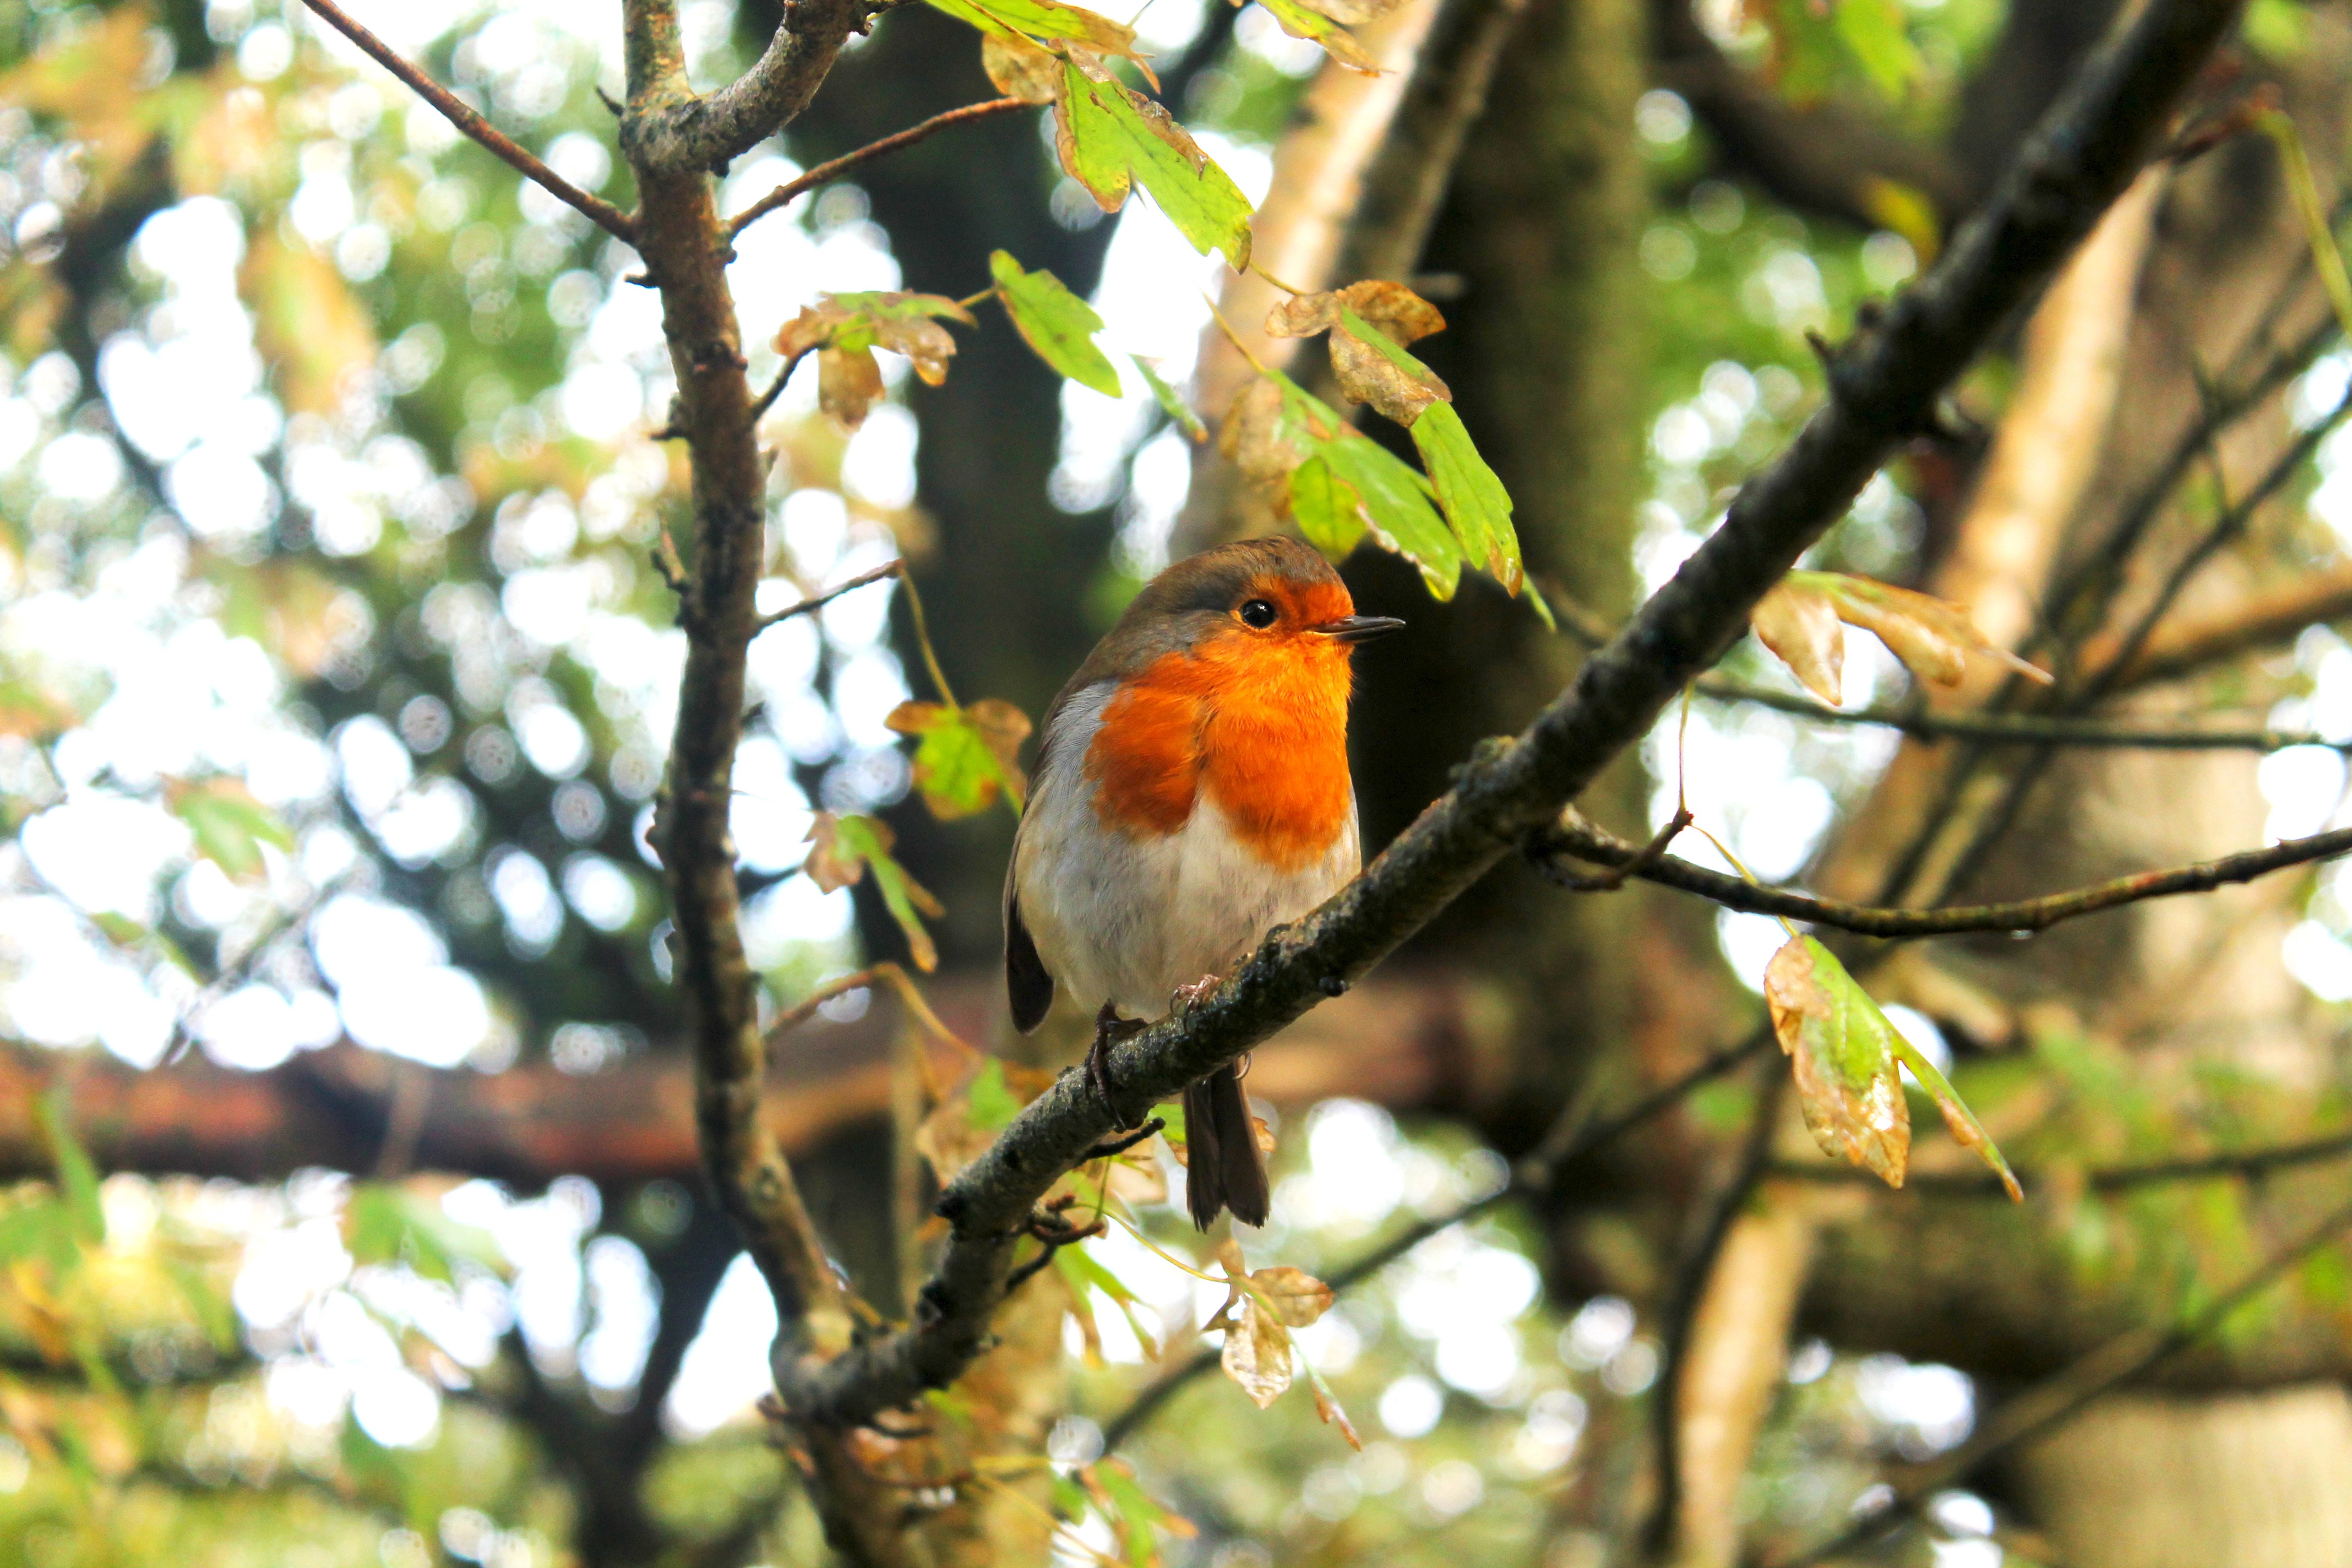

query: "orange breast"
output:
1086 630 1356 871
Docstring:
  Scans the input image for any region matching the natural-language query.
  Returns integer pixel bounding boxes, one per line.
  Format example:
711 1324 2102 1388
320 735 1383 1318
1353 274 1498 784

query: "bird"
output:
1003 536 1401 1229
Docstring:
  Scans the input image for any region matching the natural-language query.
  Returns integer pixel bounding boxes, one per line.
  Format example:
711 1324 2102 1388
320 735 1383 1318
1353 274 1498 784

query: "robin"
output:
1003 537 1401 1229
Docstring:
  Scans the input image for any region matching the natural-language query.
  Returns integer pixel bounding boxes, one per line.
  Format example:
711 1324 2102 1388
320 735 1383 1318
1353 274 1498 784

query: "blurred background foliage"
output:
0 0 2349 1565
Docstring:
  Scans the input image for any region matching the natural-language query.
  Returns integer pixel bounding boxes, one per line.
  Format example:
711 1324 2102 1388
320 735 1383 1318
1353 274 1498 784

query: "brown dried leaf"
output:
872 317 960 388
1264 280 1445 345
1249 1265 1333 1327
983 32 1065 104
1764 935 1910 1189
1809 573 2052 690
1330 313 1450 425
818 345 886 429
1219 374 1311 486
802 811 865 893
1219 1295 1295 1408
1752 576 1847 704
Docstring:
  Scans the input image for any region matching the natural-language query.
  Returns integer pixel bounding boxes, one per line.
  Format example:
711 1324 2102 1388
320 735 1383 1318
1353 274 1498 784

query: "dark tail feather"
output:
1183 1063 1270 1231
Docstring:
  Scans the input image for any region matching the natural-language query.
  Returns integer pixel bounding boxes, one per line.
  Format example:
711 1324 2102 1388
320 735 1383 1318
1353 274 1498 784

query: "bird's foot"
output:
1168 974 1221 1016
1087 1004 1146 1129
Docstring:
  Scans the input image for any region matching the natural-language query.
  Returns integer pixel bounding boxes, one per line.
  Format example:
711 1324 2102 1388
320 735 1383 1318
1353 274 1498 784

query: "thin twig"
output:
726 97 1030 238
1771 1122 2352 1194
297 0 636 241
1762 1192 2352 1568
1699 679 2352 753
1534 814 2352 940
754 559 903 634
749 347 816 423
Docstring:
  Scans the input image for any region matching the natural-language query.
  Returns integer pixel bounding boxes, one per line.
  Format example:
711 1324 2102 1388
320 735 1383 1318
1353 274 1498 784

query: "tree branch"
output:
297 0 637 241
1648 0 1970 229
1763 1191 2352 1568
1699 679 2352 752
2100 559 2352 692
755 558 903 631
1534 814 2352 939
1773 1124 2352 1195
627 0 876 176
726 98 1030 238
776 0 2244 1435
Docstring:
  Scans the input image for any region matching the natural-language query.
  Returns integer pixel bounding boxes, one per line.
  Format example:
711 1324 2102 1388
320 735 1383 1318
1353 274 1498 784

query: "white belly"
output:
1013 685 1359 1022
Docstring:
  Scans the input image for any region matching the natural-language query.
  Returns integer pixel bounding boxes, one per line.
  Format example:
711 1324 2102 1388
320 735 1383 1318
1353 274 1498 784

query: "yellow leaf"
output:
1752 576 1846 704
818 345 886 429
982 32 1065 104
1248 1264 1332 1327
1219 1295 1294 1408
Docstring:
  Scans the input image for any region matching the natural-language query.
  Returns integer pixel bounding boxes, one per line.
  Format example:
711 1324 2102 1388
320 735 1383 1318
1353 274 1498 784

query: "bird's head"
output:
1101 537 1404 685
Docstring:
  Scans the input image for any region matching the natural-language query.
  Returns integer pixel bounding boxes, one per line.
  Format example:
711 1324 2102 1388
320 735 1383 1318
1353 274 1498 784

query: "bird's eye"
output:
1237 598 1279 629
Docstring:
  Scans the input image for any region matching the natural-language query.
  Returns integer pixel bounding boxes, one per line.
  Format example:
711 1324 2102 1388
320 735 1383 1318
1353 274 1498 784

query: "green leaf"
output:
1055 1243 1162 1360
886 696 1031 819
167 776 292 881
1885 1025 2024 1202
1763 935 1910 1189
925 0 1144 62
1410 400 1523 594
1092 1458 1182 1565
2258 111 2352 349
989 251 1122 398
1831 0 1920 102
38 1086 104 1246
1133 354 1206 441
1270 372 1461 598
1054 59 1253 268
966 1060 1023 1133
1251 0 1377 72
343 1185 504 1283
807 813 948 972
1287 456 1366 559
1765 936 2021 1200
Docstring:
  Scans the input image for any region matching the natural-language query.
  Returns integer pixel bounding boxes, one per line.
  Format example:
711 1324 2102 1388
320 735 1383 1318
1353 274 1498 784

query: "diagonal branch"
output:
297 0 637 241
775 0 2245 1434
726 98 1030 238
1533 813 2352 939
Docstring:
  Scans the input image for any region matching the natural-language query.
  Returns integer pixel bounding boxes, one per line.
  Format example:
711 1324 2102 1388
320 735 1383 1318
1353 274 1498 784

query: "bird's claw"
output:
1169 974 1221 1015
1087 1005 1144 1130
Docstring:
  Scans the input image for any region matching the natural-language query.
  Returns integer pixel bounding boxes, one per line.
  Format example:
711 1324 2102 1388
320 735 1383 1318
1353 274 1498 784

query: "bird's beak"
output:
1310 614 1407 644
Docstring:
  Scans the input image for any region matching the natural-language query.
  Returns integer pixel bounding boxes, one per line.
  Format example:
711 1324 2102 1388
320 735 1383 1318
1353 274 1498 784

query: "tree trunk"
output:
2013 1387 2352 1568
